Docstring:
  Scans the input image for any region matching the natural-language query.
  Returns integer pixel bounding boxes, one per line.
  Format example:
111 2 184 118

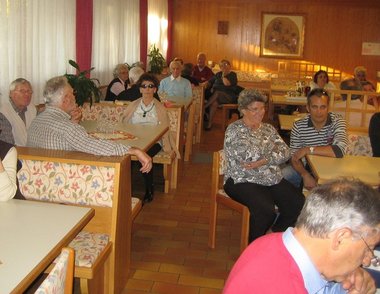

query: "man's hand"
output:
292 147 309 161
70 106 82 124
302 172 317 190
128 148 152 173
342 268 376 294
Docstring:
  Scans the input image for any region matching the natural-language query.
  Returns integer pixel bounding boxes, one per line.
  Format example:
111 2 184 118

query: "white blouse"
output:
131 100 159 125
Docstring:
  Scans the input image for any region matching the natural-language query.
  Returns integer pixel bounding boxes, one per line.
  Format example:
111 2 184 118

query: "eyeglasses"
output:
15 89 33 95
140 84 156 89
360 236 380 267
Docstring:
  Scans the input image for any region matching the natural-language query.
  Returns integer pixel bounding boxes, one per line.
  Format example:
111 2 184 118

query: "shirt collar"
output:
170 75 182 82
283 228 329 293
307 113 332 128
9 98 27 114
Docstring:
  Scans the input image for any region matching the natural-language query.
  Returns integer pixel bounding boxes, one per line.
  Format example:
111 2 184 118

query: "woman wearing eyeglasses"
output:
124 73 179 203
223 89 305 243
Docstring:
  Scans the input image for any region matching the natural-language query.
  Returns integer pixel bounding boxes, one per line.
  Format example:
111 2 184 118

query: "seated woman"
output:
203 59 243 130
123 73 179 203
118 66 160 102
105 63 130 101
223 89 305 243
309 70 336 91
0 139 18 201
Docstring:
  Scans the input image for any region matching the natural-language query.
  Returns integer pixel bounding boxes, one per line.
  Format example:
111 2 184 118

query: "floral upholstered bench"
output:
346 132 373 156
16 147 139 294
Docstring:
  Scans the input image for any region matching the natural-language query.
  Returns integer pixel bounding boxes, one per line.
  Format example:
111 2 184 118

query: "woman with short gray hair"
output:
105 63 130 101
223 88 305 243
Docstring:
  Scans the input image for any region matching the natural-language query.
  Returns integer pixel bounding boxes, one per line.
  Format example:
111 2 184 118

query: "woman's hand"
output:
242 158 267 170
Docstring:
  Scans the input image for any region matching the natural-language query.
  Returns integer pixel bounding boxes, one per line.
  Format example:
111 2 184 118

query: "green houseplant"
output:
65 59 101 106
147 44 166 74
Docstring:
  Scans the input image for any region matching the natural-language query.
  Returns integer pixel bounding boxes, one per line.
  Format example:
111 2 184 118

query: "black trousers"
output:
140 143 162 191
224 177 305 243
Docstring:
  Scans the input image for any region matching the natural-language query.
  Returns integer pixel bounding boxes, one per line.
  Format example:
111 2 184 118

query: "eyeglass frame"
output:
360 236 380 267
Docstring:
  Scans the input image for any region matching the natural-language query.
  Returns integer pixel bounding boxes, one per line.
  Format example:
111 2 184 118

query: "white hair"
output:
129 67 145 84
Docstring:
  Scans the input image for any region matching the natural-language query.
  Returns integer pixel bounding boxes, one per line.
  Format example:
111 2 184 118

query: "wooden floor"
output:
124 110 242 293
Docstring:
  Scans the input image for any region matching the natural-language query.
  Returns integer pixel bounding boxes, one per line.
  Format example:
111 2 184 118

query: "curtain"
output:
92 0 140 86
147 0 168 69
0 0 76 105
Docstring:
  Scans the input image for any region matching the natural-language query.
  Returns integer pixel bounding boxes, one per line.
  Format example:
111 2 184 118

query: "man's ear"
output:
331 227 353 251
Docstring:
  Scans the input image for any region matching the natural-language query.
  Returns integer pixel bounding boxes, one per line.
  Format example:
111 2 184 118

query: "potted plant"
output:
65 59 101 106
147 44 166 74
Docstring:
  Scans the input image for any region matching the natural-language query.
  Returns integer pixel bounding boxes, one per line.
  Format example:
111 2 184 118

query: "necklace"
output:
140 103 155 117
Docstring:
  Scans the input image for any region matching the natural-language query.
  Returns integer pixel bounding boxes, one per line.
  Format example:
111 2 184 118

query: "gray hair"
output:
43 76 68 106
296 178 380 238
129 66 145 84
9 78 31 92
169 60 182 71
113 63 129 78
238 88 268 114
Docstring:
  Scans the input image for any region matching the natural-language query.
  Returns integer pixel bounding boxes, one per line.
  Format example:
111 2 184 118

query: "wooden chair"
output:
208 150 249 253
138 105 183 192
192 85 205 144
327 89 380 132
35 247 75 294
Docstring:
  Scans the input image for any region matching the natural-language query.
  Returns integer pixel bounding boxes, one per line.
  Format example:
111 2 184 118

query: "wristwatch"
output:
309 147 315 154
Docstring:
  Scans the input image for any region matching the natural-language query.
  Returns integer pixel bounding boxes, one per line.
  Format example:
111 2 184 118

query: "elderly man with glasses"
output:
224 177 380 294
0 78 37 146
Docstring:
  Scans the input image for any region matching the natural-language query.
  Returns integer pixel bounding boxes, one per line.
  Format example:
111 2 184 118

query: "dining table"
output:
80 120 169 152
0 199 94 293
272 94 307 106
306 154 380 187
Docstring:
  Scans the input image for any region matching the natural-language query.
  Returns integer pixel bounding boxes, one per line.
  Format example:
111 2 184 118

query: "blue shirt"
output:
283 228 347 294
158 75 192 102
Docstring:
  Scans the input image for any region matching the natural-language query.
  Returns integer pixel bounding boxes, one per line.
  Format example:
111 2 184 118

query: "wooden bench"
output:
16 147 140 294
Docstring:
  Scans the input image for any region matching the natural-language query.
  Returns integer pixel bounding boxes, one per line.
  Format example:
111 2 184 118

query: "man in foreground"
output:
27 76 151 172
224 178 380 293
282 88 348 189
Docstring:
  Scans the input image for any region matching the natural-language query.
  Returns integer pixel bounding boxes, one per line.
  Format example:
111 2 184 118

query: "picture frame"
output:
260 13 305 59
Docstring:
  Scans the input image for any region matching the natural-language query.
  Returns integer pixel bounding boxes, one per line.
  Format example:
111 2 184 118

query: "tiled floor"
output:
124 111 242 293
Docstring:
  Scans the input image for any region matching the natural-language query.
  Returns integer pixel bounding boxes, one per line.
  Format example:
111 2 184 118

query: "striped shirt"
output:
290 112 347 157
27 106 130 156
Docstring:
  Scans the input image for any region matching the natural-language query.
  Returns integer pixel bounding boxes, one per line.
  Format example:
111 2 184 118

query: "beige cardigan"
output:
123 98 180 159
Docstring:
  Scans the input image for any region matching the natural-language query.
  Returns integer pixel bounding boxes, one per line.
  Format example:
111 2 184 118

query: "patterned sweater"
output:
224 120 290 186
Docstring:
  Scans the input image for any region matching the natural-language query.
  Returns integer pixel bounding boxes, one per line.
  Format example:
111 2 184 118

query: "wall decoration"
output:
217 21 229 35
260 13 305 58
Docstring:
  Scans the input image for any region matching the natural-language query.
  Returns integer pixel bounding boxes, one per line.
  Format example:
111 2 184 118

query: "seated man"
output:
158 60 192 102
282 88 348 190
191 52 214 83
0 78 37 146
27 76 151 172
224 177 380 294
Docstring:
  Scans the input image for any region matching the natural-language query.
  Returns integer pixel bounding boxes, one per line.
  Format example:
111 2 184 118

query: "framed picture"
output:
260 13 305 59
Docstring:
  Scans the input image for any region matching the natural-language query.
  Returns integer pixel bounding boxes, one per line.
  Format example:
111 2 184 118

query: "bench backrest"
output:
81 102 129 122
327 89 379 132
16 147 131 294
